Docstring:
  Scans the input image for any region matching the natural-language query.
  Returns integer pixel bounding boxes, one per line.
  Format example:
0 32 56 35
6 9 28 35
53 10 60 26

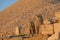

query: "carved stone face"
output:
0 0 17 11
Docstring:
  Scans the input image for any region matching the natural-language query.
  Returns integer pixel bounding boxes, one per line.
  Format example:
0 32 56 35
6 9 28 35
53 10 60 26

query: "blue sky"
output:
0 0 17 11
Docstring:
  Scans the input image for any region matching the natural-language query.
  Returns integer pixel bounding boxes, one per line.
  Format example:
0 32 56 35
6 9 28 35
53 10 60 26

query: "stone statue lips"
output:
0 0 18 11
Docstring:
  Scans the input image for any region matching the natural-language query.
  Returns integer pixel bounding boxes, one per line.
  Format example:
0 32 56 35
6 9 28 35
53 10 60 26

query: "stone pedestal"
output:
48 32 60 40
40 24 53 34
14 26 19 35
54 23 60 33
